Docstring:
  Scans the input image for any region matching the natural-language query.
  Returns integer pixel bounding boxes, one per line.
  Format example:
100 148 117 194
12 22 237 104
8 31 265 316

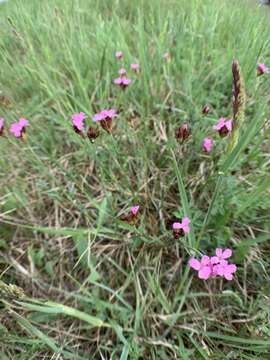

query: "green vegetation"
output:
0 0 270 358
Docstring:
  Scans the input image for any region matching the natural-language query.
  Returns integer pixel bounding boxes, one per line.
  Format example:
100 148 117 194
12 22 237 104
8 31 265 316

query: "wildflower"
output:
93 109 118 133
202 105 210 115
175 123 190 141
131 63 140 73
189 248 237 281
87 126 99 142
115 51 123 59
163 52 171 60
120 205 140 224
113 77 131 89
131 205 140 216
71 112 86 133
189 256 212 280
0 118 4 136
210 248 232 264
213 260 237 281
172 217 190 238
202 137 213 153
118 68 127 76
10 118 29 138
213 117 232 137
257 63 269 76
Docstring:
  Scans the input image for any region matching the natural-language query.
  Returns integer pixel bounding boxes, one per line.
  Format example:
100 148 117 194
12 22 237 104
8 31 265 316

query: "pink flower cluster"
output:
189 248 237 281
0 117 30 138
113 51 139 89
257 63 268 76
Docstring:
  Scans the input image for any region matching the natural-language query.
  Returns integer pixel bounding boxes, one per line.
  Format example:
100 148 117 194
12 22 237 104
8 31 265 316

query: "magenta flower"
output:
189 248 237 281
113 77 131 89
211 248 232 265
118 68 127 76
0 117 4 136
213 260 237 281
202 105 210 115
115 51 123 59
202 137 213 153
120 204 140 224
172 217 190 238
163 52 171 60
189 256 212 280
213 117 232 137
93 109 118 133
131 63 140 73
131 205 140 216
257 63 269 76
10 118 29 138
71 112 86 133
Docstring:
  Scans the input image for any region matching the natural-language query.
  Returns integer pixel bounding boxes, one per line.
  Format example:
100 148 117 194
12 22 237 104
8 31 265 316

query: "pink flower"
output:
189 256 212 280
257 63 269 76
211 248 232 265
213 117 232 137
93 109 118 133
189 247 237 281
71 112 86 132
131 205 140 216
118 68 127 76
115 51 123 59
163 52 171 60
120 204 140 224
202 137 213 153
172 217 190 238
0 117 5 135
213 260 237 281
10 118 29 138
113 77 131 89
131 63 140 73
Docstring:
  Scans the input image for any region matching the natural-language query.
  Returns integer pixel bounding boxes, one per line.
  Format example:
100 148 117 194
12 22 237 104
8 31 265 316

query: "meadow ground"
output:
0 0 270 359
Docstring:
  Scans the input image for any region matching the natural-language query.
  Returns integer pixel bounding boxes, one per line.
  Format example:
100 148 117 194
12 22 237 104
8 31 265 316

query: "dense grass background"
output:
0 0 270 358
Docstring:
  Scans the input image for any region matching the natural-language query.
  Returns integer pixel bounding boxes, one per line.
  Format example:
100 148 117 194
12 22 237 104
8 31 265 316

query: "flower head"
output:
213 260 237 281
189 248 237 281
202 137 213 153
175 123 190 141
113 77 131 89
71 112 86 132
213 117 232 137
210 248 232 264
189 256 212 280
257 63 269 76
172 217 190 238
120 204 140 224
87 126 99 142
118 68 127 76
93 109 118 133
202 105 210 115
115 51 123 59
131 63 140 73
10 118 29 138
131 205 140 216
0 118 5 135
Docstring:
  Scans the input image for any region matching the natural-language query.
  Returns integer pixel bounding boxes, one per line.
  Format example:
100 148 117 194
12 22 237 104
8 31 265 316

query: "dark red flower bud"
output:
87 127 99 142
202 105 210 115
175 123 190 141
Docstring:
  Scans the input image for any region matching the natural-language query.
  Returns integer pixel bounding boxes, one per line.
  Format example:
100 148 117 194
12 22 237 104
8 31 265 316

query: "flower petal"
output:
222 248 232 259
198 266 211 280
189 258 201 271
